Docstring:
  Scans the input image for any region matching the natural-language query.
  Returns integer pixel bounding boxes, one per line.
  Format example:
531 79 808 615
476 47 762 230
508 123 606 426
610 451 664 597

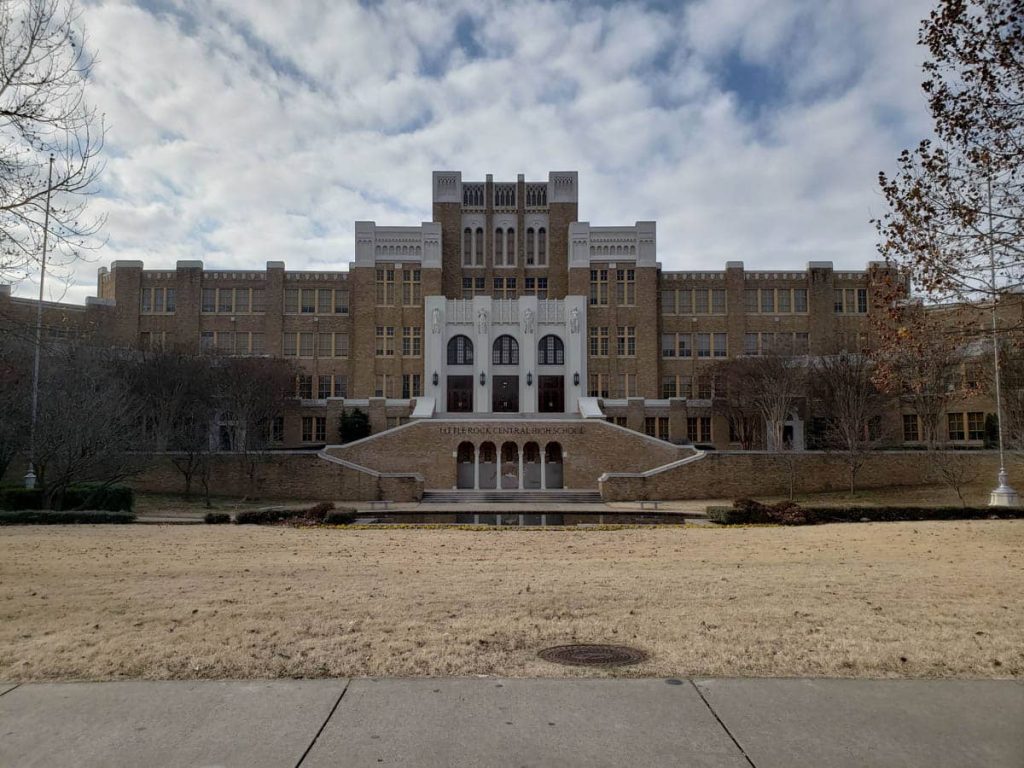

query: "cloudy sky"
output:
26 0 936 303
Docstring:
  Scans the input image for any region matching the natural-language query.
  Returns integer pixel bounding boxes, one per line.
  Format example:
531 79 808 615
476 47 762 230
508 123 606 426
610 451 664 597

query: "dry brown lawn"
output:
1 521 1021 682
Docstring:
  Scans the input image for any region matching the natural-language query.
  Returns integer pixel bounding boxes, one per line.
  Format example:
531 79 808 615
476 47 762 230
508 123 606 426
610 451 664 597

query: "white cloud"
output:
14 0 935 304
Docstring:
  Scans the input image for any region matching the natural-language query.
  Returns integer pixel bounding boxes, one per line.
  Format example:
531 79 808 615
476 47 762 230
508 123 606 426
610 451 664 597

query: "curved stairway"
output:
421 490 603 504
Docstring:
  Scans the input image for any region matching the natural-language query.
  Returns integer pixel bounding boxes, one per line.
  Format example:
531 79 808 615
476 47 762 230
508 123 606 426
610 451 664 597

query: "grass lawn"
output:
0 521 1021 682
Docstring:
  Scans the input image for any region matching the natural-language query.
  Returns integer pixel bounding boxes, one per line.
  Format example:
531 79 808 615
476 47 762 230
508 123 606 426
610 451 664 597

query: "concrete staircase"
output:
421 490 603 504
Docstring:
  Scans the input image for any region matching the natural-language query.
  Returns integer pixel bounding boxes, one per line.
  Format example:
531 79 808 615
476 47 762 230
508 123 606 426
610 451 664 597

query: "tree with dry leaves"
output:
0 0 105 290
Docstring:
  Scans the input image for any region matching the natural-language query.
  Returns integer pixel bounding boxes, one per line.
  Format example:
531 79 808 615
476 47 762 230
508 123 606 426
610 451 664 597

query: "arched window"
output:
463 227 472 266
447 335 474 365
526 227 535 265
506 227 515 266
457 442 474 463
474 227 484 266
538 334 564 365
494 228 504 266
492 335 519 365
538 227 547 265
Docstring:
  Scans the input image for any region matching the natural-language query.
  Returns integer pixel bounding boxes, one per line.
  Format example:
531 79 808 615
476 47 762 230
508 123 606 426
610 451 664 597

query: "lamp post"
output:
24 155 55 490
986 171 1018 507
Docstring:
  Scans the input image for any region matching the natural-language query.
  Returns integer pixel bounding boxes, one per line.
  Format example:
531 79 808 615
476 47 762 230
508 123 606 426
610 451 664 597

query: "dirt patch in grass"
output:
1 521 1021 681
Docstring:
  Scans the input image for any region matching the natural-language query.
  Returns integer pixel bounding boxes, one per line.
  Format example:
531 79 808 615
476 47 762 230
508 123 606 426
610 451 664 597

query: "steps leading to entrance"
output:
422 490 603 504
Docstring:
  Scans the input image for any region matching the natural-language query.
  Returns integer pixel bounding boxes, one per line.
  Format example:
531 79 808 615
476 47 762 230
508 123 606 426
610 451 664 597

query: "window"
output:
283 333 297 356
402 326 422 357
299 332 314 357
318 375 332 399
402 269 421 306
317 289 331 315
677 289 692 314
301 416 326 442
662 376 678 398
462 277 486 298
644 417 656 437
538 335 564 365
697 376 713 399
202 288 216 313
334 289 348 315
526 227 535 265
284 288 298 314
589 326 609 357
794 288 807 312
694 289 709 314
333 376 347 398
697 333 711 358
777 289 791 313
140 287 175 314
374 374 394 398
744 289 757 313
334 334 349 358
537 227 547 265
834 289 845 313
251 288 265 312
713 333 728 358
297 375 313 399
493 277 517 299
300 288 315 314
744 333 758 356
678 334 692 358
711 289 726 314
463 227 473 266
903 414 919 442
375 326 395 357
662 333 677 358
524 277 548 298
252 333 265 355
967 412 985 440
588 373 610 398
616 373 638 398
589 269 609 305
687 417 712 443
494 228 504 266
375 268 396 305
318 333 332 358
645 416 669 441
402 374 422 399
448 335 474 365
661 290 676 315
615 269 635 306
947 412 965 441
761 289 775 314
231 288 248 313
271 416 284 443
474 227 484 266
506 228 515 266
616 326 636 357
492 335 519 365
857 288 868 314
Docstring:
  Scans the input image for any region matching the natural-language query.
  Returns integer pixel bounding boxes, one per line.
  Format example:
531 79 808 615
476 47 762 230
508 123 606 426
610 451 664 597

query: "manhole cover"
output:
538 644 647 667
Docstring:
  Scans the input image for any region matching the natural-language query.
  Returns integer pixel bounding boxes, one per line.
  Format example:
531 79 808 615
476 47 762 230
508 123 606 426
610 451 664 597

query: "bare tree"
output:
0 335 32 479
811 353 894 494
216 356 295 498
747 350 807 452
0 0 105 291
713 357 765 449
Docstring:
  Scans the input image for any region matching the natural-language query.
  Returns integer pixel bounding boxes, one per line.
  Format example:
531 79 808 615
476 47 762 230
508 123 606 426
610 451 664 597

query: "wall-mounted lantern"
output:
432 371 439 386
480 371 487 386
573 372 580 386
526 372 533 386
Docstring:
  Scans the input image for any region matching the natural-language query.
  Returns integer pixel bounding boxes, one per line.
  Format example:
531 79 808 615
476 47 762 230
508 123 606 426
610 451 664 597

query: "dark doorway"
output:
538 375 564 413
492 375 519 412
447 375 473 412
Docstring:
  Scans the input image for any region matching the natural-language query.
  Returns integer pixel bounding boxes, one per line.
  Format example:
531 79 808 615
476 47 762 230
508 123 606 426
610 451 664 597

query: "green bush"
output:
235 501 335 525
60 484 134 512
0 487 43 511
204 512 231 524
707 500 1023 525
0 510 136 525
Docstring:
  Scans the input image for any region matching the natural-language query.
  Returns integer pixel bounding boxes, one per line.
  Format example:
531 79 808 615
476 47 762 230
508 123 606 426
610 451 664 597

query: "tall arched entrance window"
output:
544 442 564 489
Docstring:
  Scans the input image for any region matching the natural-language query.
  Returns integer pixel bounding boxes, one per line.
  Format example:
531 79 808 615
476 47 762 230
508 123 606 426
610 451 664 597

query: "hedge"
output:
0 510 136 525
706 499 1023 525
0 484 133 512
235 501 335 525
204 512 231 524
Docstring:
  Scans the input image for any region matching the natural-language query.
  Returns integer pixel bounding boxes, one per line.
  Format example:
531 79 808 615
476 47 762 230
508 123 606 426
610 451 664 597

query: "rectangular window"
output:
589 326 609 357
233 288 249 313
903 414 919 442
588 373 610 398
333 376 347 398
271 416 284 443
947 412 965 441
713 333 727 358
658 417 669 441
744 333 758 356
644 417 656 437
299 332 314 357
318 375 332 399
216 331 232 351
317 289 332 315
711 289 726 314
140 289 152 313
662 376 677 399
202 287 216 313
283 333 297 356
744 289 758 313
661 290 675 315
857 288 868 314
300 288 315 314
761 289 775 314
252 333 265 355
402 269 421 306
589 269 609 306
524 277 548 298
218 288 233 313
616 373 637 398
165 288 176 313
334 334 349 358
402 326 422 357
251 288 265 313
462 277 486 298
792 288 806 312
297 375 313 399
697 376 713 399
778 289 791 313
615 269 635 306
687 416 712 443
678 333 692 358
846 289 855 314
834 289 845 313
402 374 422 399
318 333 333 357
677 289 692 314
616 326 636 357
694 289 709 315
967 411 985 440
233 332 250 355
284 288 299 314
153 288 165 313
334 289 349 314
375 268 395 305
376 326 395 357
374 374 393 398
697 333 711 358
662 333 677 358
301 416 313 442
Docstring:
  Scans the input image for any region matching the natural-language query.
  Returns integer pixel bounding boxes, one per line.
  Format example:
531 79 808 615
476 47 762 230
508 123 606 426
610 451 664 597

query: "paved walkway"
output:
1 678 1020 767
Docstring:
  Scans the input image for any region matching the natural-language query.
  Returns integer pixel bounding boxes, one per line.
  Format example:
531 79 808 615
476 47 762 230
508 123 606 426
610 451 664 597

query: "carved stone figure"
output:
431 307 441 334
569 306 579 334
522 308 535 334
477 308 488 335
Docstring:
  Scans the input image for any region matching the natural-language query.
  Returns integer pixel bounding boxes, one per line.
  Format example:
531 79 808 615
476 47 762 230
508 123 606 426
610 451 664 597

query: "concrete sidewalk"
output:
0 677 1020 767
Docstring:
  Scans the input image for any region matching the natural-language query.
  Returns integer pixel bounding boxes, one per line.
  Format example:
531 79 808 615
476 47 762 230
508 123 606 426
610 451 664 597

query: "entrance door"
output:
492 375 519 413
538 375 564 413
447 375 473 413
